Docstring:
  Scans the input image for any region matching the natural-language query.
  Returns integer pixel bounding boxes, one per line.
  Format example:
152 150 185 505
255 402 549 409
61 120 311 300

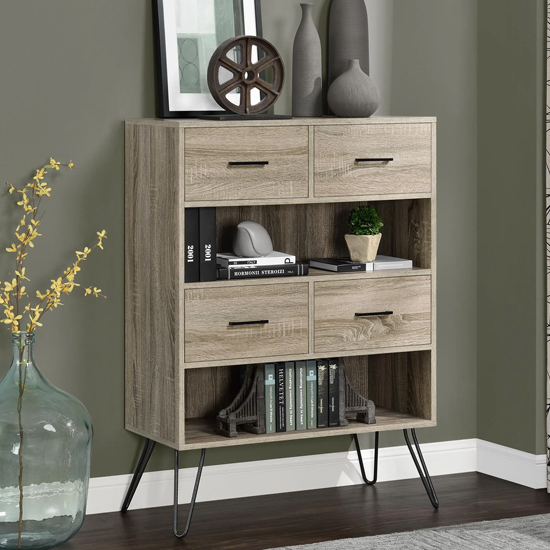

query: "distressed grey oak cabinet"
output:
125 117 437 452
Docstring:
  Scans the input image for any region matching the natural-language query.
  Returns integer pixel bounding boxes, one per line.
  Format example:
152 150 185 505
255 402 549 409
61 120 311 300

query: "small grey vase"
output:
328 0 369 86
292 3 323 117
327 59 380 118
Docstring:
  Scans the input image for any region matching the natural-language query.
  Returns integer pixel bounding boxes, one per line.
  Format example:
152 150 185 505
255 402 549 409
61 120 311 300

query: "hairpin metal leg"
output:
403 429 439 509
121 438 156 512
353 432 379 485
174 448 206 539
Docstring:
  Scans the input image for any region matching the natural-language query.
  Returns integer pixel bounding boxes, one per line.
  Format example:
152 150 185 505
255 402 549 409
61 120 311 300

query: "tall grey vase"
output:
328 0 370 86
292 3 323 117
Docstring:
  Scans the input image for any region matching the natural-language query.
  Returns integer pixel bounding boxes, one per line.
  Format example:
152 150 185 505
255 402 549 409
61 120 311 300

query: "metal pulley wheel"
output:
207 35 285 115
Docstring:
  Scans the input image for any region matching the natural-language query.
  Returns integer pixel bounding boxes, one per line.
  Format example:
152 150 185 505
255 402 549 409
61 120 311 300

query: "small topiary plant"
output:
348 205 383 236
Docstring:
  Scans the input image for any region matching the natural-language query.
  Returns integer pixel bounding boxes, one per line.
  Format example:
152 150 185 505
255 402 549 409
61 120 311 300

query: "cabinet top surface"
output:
126 116 437 129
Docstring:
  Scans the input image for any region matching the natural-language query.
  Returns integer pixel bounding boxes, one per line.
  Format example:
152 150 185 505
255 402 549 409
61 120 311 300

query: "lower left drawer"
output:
184 284 309 363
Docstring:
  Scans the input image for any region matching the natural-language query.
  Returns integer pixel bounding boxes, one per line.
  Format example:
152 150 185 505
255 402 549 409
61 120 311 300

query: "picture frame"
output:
153 0 263 118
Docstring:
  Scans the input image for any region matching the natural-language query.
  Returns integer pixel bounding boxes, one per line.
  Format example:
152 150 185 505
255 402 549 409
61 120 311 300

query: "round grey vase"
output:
292 3 323 117
328 0 370 86
327 59 380 118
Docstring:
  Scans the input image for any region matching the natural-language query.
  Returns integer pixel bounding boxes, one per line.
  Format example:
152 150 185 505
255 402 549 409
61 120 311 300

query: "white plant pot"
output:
345 233 382 262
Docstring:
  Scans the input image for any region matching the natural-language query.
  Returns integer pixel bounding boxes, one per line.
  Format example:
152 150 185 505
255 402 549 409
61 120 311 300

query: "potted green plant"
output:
345 205 383 262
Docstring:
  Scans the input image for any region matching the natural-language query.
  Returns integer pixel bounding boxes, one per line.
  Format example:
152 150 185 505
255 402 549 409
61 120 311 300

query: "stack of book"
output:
217 251 309 281
264 359 341 433
309 255 414 272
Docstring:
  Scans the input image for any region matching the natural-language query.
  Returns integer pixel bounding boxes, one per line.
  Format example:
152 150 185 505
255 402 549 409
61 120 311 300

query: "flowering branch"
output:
0 158 107 334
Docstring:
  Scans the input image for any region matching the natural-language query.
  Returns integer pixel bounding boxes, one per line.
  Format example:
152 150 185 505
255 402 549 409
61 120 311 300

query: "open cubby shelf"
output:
180 351 434 450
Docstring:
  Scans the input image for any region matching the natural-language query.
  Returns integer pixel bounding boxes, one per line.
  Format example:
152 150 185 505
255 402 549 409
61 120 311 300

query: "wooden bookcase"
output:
125 117 437 452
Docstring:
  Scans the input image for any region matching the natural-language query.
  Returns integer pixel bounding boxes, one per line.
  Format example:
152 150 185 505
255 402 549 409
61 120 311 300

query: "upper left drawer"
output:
185 126 309 202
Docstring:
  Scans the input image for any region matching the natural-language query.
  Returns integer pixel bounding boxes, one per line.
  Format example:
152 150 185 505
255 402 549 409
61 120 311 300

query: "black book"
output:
184 208 200 283
317 359 329 428
217 263 309 280
309 258 373 273
328 358 340 427
199 207 217 282
276 363 286 432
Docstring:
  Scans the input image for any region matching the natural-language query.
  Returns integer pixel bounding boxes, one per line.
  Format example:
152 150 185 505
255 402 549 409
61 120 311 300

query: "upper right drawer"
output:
314 123 432 197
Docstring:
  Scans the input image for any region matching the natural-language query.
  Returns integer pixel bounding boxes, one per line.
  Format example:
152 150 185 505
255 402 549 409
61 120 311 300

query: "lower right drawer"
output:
314 276 431 353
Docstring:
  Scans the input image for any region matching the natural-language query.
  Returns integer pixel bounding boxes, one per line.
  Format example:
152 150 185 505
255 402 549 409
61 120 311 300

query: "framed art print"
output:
154 0 263 118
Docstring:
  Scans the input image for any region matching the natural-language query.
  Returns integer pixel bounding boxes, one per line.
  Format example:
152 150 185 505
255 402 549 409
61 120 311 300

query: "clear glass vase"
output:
0 333 93 549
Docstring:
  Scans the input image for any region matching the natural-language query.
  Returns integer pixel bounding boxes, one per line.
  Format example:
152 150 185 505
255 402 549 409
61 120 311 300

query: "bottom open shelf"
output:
182 409 435 450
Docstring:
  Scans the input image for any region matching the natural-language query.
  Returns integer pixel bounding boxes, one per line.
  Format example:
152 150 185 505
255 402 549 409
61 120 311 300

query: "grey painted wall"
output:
477 0 547 455
0 0 542 481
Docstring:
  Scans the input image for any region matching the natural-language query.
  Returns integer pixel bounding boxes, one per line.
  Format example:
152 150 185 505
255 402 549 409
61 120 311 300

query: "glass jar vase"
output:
0 333 93 549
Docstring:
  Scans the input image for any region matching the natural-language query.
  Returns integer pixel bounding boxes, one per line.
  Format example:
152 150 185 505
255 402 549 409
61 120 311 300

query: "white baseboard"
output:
87 438 546 515
87 438 477 515
476 440 547 489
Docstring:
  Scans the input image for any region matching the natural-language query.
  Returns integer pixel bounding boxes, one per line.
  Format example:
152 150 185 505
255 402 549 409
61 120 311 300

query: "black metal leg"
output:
174 448 206 539
121 438 156 512
403 429 439 509
353 432 379 485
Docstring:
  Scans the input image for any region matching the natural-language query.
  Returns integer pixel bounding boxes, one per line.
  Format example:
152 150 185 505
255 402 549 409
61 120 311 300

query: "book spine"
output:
264 364 276 434
218 255 296 267
285 362 295 431
217 264 308 280
199 207 217 282
184 208 200 283
306 360 317 429
276 363 286 432
295 361 307 431
317 359 329 428
328 358 340 427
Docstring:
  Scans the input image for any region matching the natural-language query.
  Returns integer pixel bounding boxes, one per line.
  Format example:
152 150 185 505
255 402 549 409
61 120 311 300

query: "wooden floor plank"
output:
67 473 550 550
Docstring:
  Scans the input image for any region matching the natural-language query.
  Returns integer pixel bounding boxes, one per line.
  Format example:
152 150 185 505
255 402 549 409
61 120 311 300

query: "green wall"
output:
477 0 547 455
0 0 544 480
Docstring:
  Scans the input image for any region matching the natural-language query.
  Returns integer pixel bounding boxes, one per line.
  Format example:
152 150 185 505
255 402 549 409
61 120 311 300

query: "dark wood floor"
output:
68 473 550 550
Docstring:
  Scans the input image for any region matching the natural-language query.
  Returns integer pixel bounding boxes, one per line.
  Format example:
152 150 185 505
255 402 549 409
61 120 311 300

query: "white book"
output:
373 255 413 270
217 251 296 267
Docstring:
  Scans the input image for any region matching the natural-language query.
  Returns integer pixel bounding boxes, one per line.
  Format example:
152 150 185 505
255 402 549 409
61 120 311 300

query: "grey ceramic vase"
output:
328 0 370 86
327 59 380 118
292 3 323 117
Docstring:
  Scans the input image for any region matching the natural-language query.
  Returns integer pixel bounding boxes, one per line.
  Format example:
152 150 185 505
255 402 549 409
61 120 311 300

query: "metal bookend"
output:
340 364 376 425
216 365 266 437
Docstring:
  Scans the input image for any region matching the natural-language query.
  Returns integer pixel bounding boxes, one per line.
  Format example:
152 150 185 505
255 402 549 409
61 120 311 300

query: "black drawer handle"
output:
228 320 270 327
228 161 269 167
355 311 394 318
355 158 394 163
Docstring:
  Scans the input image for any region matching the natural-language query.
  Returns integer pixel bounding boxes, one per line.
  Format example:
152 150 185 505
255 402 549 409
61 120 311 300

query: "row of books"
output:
264 359 341 433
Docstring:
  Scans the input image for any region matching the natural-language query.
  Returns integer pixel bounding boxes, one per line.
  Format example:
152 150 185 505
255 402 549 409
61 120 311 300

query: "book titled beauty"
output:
264 364 276 434
275 363 286 432
199 207 217 282
309 258 374 272
306 360 317 430
217 263 309 280
285 362 295 431
217 251 296 267
295 361 307 431
184 208 200 283
317 359 329 428
328 358 340 428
